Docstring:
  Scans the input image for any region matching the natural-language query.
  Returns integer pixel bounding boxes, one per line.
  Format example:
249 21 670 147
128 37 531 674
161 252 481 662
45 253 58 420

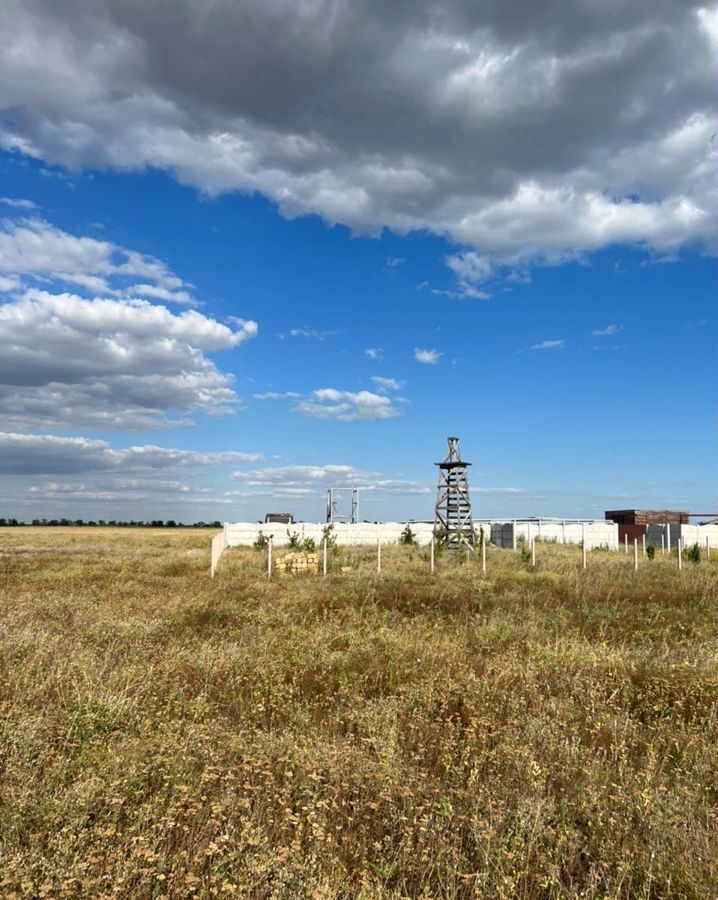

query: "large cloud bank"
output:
0 0 714 286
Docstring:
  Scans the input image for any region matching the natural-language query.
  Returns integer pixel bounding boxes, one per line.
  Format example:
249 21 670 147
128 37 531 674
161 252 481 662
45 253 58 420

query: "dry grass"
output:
0 527 716 899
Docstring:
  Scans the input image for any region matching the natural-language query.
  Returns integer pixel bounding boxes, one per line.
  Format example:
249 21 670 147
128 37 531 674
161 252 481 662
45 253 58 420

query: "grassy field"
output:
0 528 716 899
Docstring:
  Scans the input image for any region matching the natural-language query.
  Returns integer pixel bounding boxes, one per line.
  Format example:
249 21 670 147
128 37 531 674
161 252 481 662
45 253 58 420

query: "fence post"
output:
624 533 628 554
267 536 273 579
512 521 517 551
678 537 682 572
706 536 710 560
377 538 381 574
430 535 435 574
582 537 587 570
562 520 566 544
633 539 638 572
323 537 328 577
482 534 487 575
661 533 665 556
531 537 536 567
666 523 671 552
642 533 646 557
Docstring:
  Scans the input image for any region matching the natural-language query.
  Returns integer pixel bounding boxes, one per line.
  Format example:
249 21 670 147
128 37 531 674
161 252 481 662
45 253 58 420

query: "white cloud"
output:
0 217 197 304
530 339 565 350
371 376 404 392
414 348 442 365
254 391 302 401
592 323 622 336
0 1 713 279
231 463 429 496
278 327 336 340
0 432 261 475
365 347 383 360
0 290 258 429
1 197 37 209
294 388 402 422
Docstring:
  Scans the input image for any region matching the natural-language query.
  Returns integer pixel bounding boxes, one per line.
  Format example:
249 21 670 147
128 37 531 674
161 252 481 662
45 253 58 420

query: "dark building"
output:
605 509 689 544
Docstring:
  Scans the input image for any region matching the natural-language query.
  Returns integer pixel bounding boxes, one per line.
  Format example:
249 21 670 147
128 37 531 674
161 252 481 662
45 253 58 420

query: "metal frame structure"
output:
434 436 475 549
326 487 359 524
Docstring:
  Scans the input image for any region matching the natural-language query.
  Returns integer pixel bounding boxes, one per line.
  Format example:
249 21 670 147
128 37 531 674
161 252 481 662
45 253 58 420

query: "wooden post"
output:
323 537 328 576
582 537 587 570
666 523 671 553
661 533 665 556
624 533 628 554
377 538 381 574
633 539 638 572
267 536 273 579
531 537 536 567
512 521 517 551
642 533 646 557
562 520 566 544
430 535 435 574
482 534 487 575
678 537 682 572
706 536 710 560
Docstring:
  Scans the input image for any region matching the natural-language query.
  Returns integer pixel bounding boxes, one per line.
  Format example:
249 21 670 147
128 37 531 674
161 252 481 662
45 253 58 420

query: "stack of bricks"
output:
275 552 319 575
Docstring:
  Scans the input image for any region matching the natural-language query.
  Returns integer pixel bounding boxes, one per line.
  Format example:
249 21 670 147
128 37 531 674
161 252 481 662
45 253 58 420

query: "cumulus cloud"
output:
0 216 198 304
365 348 383 360
0 292 258 429
231 464 429 497
0 432 261 475
0 0 714 282
530 339 565 350
414 348 442 365
294 388 403 421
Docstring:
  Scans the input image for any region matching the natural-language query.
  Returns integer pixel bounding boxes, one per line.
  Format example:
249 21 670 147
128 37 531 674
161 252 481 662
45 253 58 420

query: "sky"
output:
0 0 716 523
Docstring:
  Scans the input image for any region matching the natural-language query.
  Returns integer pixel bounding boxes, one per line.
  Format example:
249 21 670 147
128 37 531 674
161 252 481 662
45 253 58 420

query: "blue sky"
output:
0 1 715 522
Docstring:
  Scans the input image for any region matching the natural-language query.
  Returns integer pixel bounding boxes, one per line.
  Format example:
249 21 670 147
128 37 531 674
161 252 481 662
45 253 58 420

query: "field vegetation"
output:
0 527 716 898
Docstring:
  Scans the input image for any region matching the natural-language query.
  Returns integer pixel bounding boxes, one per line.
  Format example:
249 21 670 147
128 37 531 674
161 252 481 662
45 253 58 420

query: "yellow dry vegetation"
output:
0 527 716 898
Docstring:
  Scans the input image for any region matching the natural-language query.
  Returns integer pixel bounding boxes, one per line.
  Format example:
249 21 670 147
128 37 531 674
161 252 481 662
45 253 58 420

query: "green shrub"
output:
646 543 656 560
684 542 701 564
253 533 269 551
399 524 416 546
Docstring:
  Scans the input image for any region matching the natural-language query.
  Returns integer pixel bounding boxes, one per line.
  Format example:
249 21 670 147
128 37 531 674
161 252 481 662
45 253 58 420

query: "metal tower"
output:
434 436 475 549
326 487 359 524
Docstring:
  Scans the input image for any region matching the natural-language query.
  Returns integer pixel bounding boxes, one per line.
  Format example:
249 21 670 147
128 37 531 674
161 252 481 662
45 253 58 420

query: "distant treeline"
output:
0 519 223 528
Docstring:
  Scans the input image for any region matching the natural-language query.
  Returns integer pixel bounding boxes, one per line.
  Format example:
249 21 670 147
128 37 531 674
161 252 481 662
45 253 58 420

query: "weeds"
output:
0 527 716 898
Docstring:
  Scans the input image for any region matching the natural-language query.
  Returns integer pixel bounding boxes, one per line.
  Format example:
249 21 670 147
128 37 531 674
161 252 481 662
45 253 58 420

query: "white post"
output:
267 536 273 579
666 523 671 552
323 537 328 577
642 533 646 557
527 522 532 547
482 534 486 575
512 521 517 551
531 537 536 567
633 539 638 572
661 533 665 556
706 536 710 560
430 535 435 574
624 533 628 554
562 520 566 544
678 537 682 572
377 538 381 574
582 537 587 570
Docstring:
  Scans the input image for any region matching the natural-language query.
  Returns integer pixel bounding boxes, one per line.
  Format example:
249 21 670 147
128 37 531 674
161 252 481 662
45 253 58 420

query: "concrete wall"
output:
225 521 436 547
646 523 718 550
225 519 619 550
486 520 618 550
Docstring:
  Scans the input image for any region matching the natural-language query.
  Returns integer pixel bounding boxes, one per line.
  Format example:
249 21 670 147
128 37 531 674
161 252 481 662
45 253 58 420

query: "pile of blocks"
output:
275 551 319 575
